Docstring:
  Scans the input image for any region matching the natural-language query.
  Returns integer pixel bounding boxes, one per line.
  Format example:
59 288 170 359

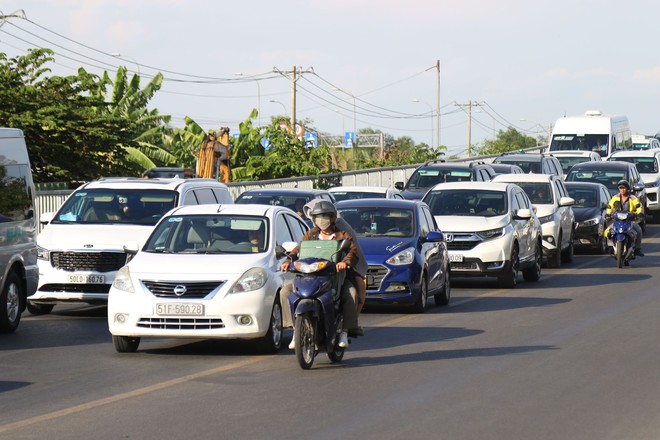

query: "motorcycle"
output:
288 239 351 370
606 210 637 268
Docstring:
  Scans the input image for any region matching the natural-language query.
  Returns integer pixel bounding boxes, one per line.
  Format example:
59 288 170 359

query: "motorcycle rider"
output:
605 179 644 256
280 200 359 349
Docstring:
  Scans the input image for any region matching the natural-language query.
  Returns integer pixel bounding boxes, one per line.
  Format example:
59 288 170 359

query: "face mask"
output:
314 217 332 230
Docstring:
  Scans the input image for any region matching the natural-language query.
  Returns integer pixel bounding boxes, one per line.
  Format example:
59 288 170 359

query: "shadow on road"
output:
450 296 572 313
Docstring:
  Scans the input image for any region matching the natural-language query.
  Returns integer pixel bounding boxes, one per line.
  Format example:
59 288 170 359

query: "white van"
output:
31 177 233 315
548 110 631 159
0 128 38 333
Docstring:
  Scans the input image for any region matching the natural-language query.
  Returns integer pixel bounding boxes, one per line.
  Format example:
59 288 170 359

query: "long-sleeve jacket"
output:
606 194 642 216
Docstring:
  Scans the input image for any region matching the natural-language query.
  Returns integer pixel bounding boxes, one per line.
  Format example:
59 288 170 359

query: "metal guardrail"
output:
35 145 547 232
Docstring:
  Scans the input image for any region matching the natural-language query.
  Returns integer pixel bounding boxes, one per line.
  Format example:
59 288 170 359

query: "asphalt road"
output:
2 227 660 440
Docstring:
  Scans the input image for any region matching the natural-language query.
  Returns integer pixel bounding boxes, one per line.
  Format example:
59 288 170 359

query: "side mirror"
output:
394 181 404 190
559 196 575 207
425 231 444 242
514 208 532 220
123 241 140 263
275 245 287 259
633 184 644 193
39 212 54 225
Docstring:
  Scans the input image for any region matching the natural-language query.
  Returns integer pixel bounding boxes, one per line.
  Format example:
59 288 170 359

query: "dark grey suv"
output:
395 160 496 200
493 153 563 176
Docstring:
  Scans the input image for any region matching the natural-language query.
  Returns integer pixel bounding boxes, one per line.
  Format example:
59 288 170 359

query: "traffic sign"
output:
305 132 318 148
260 137 271 150
344 131 355 148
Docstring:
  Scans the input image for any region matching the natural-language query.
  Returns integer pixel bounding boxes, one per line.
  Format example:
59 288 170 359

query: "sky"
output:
1 0 660 157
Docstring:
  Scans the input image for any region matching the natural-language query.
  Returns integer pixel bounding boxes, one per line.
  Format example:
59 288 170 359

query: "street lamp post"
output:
111 52 141 75
269 99 287 115
412 99 434 149
234 72 261 126
333 87 357 135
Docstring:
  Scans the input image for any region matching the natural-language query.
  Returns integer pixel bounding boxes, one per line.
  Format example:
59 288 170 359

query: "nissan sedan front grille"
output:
142 280 225 298
137 317 225 330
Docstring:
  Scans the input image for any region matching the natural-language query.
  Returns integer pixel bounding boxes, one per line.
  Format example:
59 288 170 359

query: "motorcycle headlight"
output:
579 217 600 227
229 267 268 293
615 212 629 220
476 227 504 240
294 260 328 274
37 246 50 261
386 247 415 265
538 215 554 224
112 266 135 293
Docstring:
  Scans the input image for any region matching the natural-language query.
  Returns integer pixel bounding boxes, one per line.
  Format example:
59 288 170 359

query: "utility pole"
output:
455 100 484 158
436 59 441 149
273 66 314 136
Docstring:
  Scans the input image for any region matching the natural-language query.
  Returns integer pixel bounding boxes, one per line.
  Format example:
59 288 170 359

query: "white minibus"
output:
548 110 631 159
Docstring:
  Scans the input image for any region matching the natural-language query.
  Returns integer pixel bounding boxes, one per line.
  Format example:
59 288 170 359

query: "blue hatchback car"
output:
336 199 451 312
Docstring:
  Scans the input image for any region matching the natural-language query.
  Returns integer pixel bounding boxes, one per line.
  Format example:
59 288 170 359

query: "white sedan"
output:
108 204 308 353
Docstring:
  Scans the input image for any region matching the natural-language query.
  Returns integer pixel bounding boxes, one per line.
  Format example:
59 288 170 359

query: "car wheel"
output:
27 301 54 316
522 240 542 282
112 335 140 353
0 271 23 333
597 235 608 255
547 232 562 268
498 245 519 288
255 299 283 354
411 273 428 313
434 268 451 306
561 230 574 263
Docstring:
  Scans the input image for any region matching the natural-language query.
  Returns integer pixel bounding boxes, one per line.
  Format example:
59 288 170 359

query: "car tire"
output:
547 232 562 268
255 299 283 354
561 231 574 263
112 335 140 353
411 273 428 313
522 240 542 282
498 245 519 289
0 271 23 333
27 301 54 316
434 269 451 306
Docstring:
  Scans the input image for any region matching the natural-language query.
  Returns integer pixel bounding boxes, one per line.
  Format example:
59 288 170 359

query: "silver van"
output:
0 128 38 332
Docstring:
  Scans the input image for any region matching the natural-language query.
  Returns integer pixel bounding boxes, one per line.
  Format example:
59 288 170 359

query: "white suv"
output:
492 174 575 268
30 178 233 315
608 149 660 221
422 181 542 288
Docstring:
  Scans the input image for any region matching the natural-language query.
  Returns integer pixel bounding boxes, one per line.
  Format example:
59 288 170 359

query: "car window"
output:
567 187 598 208
511 190 523 212
275 214 295 246
424 189 507 217
194 188 217 204
182 191 197 205
212 188 231 204
283 213 307 242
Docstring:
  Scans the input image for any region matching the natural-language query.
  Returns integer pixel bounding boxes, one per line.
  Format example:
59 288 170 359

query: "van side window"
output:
212 188 230 204
0 164 34 221
182 191 197 205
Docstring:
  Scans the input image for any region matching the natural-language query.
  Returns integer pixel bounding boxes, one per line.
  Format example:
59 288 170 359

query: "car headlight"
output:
538 215 554 224
386 247 415 265
578 217 600 227
37 246 50 261
112 266 135 293
229 267 268 293
476 227 504 240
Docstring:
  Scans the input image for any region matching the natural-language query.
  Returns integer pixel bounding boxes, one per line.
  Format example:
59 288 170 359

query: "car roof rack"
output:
423 159 446 166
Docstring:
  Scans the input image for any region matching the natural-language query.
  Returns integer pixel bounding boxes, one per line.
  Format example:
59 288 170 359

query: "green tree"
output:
0 49 138 182
476 127 538 156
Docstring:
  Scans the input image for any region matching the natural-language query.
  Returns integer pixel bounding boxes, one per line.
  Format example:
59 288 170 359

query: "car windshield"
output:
331 191 386 201
494 159 541 174
556 156 592 175
566 187 599 208
144 215 268 254
550 134 609 157
337 207 415 238
566 169 628 192
609 156 659 174
406 168 472 189
235 193 310 213
511 183 554 204
51 189 177 225
424 189 507 217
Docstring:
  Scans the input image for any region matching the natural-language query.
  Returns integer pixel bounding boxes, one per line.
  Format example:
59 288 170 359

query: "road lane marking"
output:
0 356 270 434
